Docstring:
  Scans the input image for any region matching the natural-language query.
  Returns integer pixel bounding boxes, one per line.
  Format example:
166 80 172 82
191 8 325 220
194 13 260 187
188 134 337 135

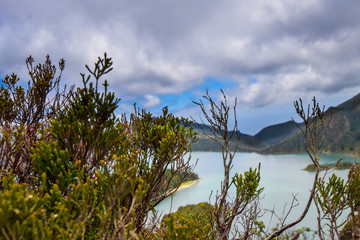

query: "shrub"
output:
0 53 197 239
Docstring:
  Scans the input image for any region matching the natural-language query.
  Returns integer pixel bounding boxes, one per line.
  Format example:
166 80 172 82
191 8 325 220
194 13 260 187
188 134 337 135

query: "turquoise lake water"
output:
155 151 355 236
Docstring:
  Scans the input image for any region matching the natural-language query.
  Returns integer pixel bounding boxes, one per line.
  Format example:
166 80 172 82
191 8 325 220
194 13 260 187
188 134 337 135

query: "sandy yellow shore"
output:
176 179 200 192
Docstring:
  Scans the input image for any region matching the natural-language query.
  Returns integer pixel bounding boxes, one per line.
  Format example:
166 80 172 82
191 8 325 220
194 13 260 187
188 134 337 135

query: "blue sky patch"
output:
200 76 236 90
0 70 3 87
151 76 236 113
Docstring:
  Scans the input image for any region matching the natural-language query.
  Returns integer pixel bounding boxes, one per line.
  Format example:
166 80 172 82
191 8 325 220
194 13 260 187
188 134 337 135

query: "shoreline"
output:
176 179 200 192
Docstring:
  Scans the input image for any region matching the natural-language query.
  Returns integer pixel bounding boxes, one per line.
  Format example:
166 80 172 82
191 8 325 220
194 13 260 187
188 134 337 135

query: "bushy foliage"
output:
0 55 71 184
0 54 197 239
157 202 214 239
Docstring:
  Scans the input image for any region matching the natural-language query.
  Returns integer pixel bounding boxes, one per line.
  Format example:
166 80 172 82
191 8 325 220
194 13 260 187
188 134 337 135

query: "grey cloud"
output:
1 0 360 109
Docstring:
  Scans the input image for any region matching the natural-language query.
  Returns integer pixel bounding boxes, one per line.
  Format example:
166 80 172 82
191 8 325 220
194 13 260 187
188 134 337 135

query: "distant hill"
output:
260 92 360 155
254 121 303 146
191 92 360 155
190 123 267 152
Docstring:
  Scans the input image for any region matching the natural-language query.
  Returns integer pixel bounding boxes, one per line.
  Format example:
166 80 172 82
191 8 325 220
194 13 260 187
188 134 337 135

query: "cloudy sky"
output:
1 0 360 134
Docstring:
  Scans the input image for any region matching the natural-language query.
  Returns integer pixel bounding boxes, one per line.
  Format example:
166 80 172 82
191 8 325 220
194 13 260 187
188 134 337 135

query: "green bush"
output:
157 202 213 240
0 53 197 239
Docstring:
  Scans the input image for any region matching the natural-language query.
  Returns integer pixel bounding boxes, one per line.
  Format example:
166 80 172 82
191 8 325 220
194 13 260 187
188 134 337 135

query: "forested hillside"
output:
254 120 303 146
261 93 360 155
190 123 267 152
192 93 360 155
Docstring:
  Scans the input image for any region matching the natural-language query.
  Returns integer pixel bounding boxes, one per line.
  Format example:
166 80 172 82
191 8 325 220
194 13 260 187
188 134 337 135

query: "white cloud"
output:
141 95 161 108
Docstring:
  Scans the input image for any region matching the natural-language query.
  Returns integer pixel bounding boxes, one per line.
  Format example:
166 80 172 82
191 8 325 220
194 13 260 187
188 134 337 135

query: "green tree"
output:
48 53 122 178
0 55 71 184
127 106 197 232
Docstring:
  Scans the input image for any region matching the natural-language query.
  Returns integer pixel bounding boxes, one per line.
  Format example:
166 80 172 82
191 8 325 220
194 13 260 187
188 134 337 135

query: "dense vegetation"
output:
0 54 198 239
0 54 359 239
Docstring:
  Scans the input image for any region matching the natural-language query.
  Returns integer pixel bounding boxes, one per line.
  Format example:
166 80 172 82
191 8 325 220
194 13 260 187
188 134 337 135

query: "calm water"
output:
156 151 354 235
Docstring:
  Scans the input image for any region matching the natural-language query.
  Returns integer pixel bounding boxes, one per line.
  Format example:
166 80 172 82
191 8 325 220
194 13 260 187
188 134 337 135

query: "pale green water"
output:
155 151 354 236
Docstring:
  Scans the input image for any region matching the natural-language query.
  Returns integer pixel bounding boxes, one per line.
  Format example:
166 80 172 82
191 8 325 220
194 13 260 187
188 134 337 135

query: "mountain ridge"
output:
191 92 360 155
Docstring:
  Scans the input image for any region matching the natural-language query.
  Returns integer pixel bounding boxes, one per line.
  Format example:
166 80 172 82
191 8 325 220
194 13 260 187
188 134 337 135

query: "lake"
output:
155 151 354 236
